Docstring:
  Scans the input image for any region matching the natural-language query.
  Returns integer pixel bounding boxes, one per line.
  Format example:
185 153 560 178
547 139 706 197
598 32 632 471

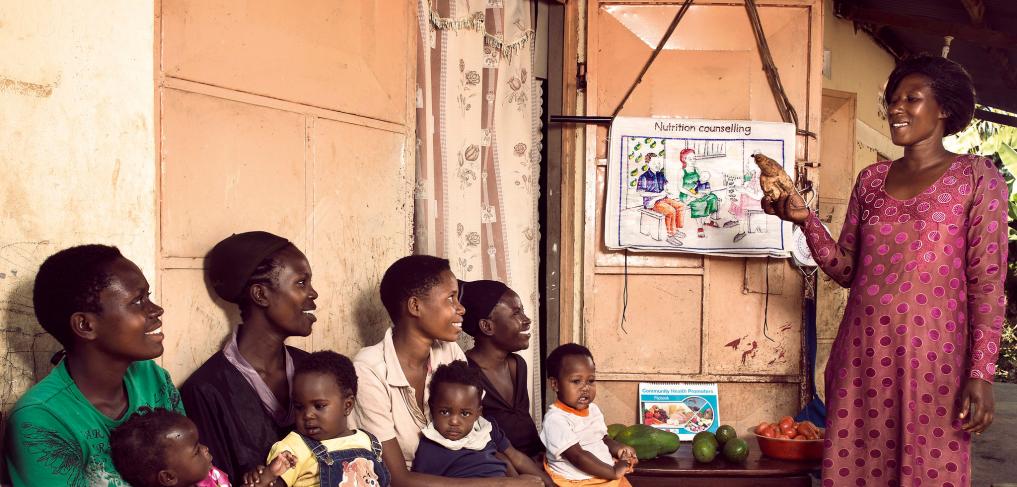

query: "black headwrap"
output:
207 231 291 304
458 279 511 337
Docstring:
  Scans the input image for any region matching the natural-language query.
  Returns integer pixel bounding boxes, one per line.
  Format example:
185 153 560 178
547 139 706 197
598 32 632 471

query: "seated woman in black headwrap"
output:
459 280 545 459
179 231 318 480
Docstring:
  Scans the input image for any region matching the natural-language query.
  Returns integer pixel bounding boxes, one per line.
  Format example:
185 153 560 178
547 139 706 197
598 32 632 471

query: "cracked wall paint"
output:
0 242 58 413
0 2 157 463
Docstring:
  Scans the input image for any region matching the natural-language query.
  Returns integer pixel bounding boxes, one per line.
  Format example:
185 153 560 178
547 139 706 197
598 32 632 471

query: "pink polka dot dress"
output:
803 155 1008 487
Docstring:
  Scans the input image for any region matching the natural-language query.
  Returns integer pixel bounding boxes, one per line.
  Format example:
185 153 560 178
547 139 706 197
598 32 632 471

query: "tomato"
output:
793 434 806 440
796 422 814 436
800 420 819 434
780 424 797 436
760 426 777 438
778 416 795 430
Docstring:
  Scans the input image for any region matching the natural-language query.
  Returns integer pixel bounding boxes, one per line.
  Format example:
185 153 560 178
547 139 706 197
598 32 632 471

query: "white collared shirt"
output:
350 327 466 468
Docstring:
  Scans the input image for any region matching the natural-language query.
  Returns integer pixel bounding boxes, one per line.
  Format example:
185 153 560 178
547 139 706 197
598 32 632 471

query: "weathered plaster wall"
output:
0 3 418 467
814 0 901 399
0 0 156 447
822 0 902 172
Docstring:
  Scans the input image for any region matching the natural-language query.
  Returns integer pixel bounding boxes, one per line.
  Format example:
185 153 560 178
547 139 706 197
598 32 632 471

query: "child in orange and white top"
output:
539 344 637 487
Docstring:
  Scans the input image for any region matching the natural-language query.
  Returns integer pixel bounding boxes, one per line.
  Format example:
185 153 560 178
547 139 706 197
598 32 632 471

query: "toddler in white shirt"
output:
539 344 636 487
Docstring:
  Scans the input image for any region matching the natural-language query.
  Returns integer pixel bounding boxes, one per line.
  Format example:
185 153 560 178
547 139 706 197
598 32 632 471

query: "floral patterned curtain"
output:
414 0 541 410
414 0 539 313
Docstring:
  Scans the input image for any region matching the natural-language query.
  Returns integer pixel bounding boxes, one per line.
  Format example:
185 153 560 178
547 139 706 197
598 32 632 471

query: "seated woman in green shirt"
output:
4 244 184 487
677 148 728 238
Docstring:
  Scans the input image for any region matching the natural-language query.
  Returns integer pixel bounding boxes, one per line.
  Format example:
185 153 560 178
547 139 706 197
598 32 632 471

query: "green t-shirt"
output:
4 359 183 487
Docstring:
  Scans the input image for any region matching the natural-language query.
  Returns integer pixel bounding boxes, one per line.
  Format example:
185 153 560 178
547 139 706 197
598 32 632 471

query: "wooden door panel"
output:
600 5 755 51
581 0 822 427
159 269 233 381
587 273 703 375
746 8 812 135
158 0 416 383
160 89 307 258
162 0 411 124
814 92 856 397
703 258 802 376
308 119 411 352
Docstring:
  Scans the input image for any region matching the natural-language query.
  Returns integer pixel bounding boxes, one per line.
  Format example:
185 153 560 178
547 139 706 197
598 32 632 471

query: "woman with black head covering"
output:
459 280 545 459
180 231 318 480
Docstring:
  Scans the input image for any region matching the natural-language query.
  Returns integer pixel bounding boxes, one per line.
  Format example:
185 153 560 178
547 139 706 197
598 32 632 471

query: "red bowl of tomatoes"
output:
750 417 824 461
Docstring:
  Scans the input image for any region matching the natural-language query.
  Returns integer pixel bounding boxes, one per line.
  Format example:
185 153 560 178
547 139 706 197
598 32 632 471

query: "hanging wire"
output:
743 0 816 139
620 249 630 334
762 256 775 342
611 0 695 118
796 259 820 299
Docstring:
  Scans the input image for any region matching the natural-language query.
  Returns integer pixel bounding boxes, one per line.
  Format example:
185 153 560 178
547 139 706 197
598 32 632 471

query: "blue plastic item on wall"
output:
795 297 827 427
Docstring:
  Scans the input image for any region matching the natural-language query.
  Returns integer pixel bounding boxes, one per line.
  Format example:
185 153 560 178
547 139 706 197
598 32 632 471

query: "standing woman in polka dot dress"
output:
765 54 1007 486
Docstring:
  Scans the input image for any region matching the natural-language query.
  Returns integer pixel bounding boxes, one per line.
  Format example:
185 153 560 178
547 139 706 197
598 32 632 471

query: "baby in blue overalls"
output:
256 351 390 487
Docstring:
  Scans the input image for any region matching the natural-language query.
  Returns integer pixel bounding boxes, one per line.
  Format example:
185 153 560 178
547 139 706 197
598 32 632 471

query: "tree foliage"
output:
944 110 1017 382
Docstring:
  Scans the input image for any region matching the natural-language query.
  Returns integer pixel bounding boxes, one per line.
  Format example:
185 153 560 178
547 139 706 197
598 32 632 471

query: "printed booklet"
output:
638 382 719 441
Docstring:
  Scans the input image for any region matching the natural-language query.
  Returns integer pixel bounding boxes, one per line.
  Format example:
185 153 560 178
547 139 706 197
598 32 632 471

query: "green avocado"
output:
692 431 718 449
648 429 681 455
607 423 626 440
692 439 717 463
722 438 749 463
616 425 679 458
614 424 658 445
715 425 737 446
625 436 660 461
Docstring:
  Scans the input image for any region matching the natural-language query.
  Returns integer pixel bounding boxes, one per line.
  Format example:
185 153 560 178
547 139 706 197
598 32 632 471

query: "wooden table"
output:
627 446 820 487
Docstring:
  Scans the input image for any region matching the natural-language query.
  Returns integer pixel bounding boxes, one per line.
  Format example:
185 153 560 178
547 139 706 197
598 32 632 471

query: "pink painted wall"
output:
157 0 418 382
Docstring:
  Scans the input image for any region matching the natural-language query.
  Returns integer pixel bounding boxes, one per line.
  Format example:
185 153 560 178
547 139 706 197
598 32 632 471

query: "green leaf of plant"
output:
953 129 981 153
999 142 1017 177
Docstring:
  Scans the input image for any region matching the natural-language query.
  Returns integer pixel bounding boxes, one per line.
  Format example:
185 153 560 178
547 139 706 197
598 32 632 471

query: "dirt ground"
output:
808 382 1017 486
972 382 1017 486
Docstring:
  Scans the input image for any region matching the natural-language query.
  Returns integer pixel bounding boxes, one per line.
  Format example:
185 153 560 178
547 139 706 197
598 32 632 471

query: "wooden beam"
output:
986 48 1017 89
975 108 1017 129
959 0 985 27
956 1 1017 91
841 5 1017 50
870 25 912 59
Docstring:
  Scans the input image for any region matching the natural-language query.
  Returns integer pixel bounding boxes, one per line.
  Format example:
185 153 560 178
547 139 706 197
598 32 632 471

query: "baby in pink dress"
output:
111 407 295 487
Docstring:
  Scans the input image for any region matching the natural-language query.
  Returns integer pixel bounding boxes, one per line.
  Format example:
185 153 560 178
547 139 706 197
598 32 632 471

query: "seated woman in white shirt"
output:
351 255 544 487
